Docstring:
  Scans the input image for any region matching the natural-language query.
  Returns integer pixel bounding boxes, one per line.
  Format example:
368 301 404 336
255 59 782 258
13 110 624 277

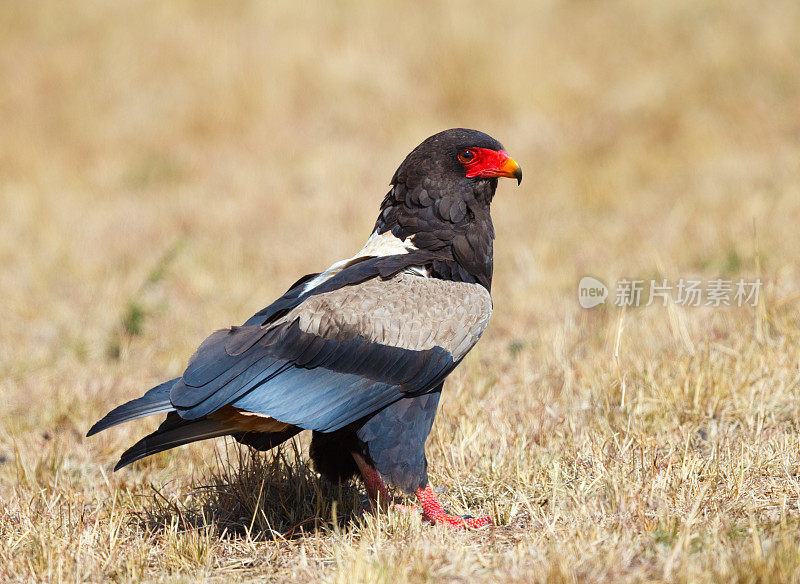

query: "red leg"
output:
351 453 491 529
414 485 492 529
352 452 389 505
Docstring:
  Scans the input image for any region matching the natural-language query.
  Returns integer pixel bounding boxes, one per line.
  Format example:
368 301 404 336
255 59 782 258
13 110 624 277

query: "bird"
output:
88 128 522 528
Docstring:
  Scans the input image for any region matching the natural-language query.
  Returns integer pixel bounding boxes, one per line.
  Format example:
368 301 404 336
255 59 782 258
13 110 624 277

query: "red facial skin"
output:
459 147 522 182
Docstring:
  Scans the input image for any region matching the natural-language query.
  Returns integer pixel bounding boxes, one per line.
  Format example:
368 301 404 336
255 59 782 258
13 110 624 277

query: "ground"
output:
2 1 800 582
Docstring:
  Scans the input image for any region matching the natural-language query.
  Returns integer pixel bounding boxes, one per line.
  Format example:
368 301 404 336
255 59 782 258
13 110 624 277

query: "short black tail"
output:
114 412 231 470
87 378 179 437
90 377 303 471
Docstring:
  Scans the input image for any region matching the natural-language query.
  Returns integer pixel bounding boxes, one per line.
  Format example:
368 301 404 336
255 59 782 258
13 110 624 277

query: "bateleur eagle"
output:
88 128 522 528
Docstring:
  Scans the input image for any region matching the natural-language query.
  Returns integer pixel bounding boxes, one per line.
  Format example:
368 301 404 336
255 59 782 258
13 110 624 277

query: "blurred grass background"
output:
1 1 800 582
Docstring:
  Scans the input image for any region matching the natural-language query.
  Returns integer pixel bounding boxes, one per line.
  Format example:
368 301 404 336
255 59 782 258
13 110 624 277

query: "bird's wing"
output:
169 270 492 433
240 250 446 326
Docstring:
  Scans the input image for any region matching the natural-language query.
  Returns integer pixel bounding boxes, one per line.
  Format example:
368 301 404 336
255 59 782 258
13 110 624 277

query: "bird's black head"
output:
391 128 522 194
376 129 521 290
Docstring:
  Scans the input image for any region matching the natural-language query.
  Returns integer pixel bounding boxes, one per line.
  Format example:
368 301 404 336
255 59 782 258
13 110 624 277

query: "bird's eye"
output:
458 149 475 163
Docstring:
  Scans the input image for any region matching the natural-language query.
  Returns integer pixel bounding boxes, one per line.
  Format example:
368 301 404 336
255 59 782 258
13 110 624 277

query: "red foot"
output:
351 453 491 529
414 485 492 529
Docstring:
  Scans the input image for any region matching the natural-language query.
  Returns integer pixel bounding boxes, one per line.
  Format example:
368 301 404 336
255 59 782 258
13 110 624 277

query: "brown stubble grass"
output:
2 0 800 582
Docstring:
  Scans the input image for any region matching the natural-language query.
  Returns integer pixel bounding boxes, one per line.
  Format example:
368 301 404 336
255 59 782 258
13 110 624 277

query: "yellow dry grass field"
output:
2 1 800 582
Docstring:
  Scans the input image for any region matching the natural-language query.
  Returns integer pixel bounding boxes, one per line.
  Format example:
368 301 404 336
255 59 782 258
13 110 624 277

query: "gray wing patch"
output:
277 273 492 360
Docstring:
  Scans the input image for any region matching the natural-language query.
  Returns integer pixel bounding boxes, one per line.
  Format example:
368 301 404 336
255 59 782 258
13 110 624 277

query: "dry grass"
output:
2 0 800 582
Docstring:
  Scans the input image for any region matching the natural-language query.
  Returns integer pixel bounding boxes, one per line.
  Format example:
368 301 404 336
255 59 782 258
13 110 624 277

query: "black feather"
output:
114 413 230 470
234 426 302 451
176 359 292 420
241 250 450 328
87 378 178 437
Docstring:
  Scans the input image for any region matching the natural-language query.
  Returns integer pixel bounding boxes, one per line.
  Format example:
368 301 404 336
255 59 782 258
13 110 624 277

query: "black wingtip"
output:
113 440 151 471
110 416 231 472
113 458 130 472
85 378 179 439
86 416 112 437
85 411 123 437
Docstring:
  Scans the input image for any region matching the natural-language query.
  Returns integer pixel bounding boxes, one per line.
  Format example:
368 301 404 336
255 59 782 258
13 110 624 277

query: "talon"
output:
414 485 492 529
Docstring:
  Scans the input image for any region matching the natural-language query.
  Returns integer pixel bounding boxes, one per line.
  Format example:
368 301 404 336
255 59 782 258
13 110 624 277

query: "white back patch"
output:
300 231 422 295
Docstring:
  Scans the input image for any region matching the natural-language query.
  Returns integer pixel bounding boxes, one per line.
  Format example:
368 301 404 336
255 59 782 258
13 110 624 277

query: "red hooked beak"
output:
464 148 523 185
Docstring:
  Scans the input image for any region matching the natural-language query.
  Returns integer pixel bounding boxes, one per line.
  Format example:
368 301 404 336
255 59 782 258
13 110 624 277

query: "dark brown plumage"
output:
88 128 521 528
